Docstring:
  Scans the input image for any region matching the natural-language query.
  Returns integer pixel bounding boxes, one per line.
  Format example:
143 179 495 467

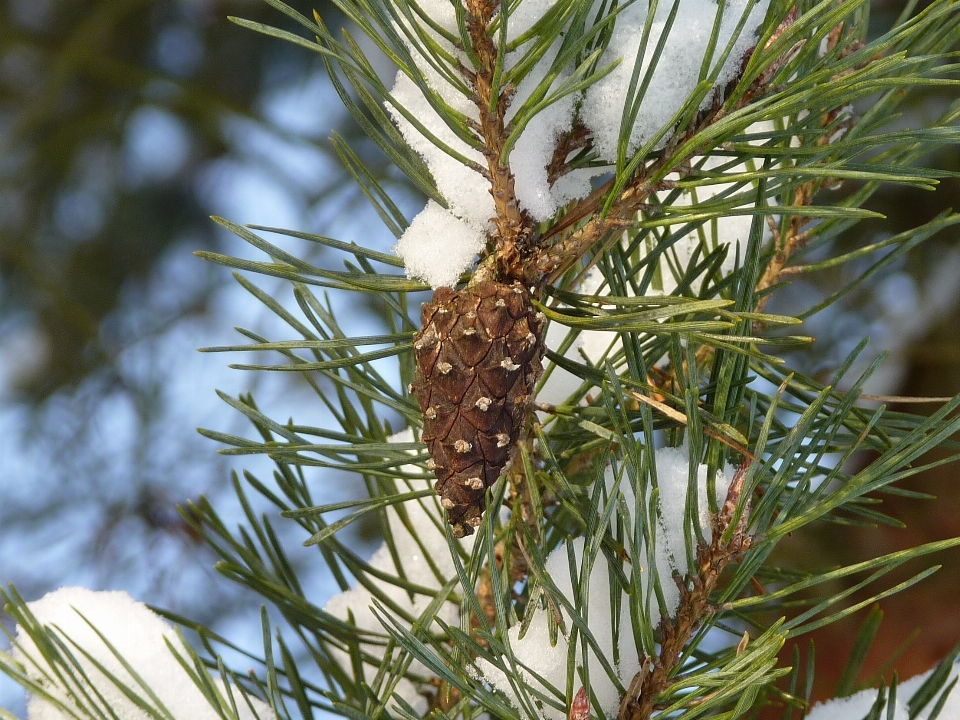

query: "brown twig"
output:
547 120 593 187
753 24 866 316
462 0 539 285
619 461 753 720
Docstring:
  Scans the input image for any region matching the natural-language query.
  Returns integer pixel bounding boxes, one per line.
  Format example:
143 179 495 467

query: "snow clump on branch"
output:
583 0 770 159
12 587 275 720
389 0 770 288
804 658 960 720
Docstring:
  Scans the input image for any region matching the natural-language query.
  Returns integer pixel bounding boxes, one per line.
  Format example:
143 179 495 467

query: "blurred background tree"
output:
0 0 957 715
0 1 406 712
3 0 329 399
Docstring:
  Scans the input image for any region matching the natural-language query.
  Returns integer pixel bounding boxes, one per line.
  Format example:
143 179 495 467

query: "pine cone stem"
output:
410 0 551 536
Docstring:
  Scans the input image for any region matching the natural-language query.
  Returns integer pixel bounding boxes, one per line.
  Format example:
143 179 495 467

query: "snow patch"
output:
472 445 736 720
13 587 275 720
394 200 487 288
321 428 475 716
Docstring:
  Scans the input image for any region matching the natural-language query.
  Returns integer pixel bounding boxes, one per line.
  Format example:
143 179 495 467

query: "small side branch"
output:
619 462 753 720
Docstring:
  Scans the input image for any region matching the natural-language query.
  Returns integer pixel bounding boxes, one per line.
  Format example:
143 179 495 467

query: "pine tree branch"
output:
546 119 592 187
639 17 877 393
535 96 740 286
165 3 960 719
534 7 870 292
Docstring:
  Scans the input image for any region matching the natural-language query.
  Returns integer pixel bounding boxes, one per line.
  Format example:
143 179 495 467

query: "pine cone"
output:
410 280 545 537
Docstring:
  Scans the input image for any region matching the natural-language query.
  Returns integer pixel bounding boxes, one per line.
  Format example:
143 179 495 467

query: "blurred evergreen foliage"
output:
0 0 387 645
0 0 352 399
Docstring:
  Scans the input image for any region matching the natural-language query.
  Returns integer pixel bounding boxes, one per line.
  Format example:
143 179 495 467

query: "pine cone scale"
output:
434 369 472 406
413 332 442 377
476 303 513 337
421 396 457 444
450 329 490 367
412 280 545 537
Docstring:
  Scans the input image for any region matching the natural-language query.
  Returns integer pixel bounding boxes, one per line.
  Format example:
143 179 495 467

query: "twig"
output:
619 461 753 720
462 0 539 285
628 391 758 462
534 7 808 287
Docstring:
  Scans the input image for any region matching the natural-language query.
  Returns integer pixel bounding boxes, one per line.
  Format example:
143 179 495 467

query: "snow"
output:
582 0 769 159
472 445 736 720
12 587 274 720
314 430 736 720
388 72 495 228
506 46 579 222
805 658 960 720
388 0 769 289
321 428 475 715
393 200 486 287
472 536 638 719
535 316 591 409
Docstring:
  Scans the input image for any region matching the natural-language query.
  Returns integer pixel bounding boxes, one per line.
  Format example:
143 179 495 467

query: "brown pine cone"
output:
410 280 545 537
